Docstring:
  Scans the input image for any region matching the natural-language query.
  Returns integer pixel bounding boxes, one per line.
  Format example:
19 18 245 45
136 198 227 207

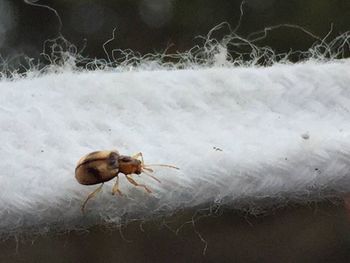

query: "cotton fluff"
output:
0 59 350 236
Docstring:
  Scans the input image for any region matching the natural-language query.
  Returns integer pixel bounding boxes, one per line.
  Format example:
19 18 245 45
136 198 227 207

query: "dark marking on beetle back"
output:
108 152 119 166
87 167 103 181
76 158 108 170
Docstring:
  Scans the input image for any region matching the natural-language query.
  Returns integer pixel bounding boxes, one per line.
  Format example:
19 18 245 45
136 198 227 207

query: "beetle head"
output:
118 155 142 175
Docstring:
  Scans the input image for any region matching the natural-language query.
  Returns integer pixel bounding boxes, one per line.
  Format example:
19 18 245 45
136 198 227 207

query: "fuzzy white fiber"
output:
1 59 350 235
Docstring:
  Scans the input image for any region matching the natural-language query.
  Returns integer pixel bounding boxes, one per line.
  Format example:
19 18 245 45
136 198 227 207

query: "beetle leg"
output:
142 170 161 183
112 175 123 196
125 174 152 193
81 183 104 213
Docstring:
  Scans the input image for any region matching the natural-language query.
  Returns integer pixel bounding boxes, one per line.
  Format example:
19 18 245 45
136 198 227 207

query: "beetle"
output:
75 150 179 212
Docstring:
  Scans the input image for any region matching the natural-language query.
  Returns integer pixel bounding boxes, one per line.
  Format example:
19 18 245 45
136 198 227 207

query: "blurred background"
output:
0 0 349 65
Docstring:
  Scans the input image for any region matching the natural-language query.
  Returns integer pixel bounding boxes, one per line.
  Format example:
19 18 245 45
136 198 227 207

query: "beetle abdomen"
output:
75 150 120 185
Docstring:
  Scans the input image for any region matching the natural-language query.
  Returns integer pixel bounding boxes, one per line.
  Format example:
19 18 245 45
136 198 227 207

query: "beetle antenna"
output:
144 164 180 170
142 166 154 173
142 169 162 183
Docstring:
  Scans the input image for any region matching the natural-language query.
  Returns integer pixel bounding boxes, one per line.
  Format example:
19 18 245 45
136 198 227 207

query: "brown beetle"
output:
75 150 179 211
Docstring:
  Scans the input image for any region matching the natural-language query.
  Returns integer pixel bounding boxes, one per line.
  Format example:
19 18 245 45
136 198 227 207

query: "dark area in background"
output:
0 0 350 66
1 201 350 263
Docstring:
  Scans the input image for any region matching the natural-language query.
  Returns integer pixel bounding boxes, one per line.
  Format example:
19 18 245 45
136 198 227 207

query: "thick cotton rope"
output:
1 58 350 236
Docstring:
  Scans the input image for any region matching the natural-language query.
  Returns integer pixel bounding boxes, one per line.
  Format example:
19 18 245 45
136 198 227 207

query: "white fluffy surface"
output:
1 59 350 235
